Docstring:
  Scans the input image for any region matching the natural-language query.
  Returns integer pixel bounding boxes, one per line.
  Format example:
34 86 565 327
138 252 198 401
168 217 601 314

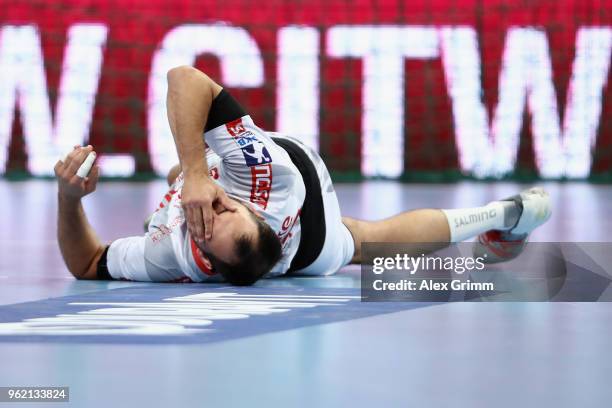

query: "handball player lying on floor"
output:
55 66 551 285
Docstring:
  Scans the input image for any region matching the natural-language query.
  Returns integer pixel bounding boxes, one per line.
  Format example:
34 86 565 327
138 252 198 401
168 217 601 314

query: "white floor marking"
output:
0 292 355 336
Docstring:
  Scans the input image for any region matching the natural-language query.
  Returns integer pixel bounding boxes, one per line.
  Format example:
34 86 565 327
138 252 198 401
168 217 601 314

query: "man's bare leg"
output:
343 200 522 263
343 210 450 263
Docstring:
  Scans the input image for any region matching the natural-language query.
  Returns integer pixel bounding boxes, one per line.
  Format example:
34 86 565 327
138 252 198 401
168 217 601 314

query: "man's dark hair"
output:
208 214 282 286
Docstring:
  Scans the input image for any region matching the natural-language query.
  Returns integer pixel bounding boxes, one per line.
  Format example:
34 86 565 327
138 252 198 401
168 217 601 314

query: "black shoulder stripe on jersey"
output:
205 89 247 132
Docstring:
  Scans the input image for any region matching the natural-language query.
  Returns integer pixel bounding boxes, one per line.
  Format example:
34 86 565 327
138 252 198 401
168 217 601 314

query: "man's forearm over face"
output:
166 66 222 178
165 66 235 242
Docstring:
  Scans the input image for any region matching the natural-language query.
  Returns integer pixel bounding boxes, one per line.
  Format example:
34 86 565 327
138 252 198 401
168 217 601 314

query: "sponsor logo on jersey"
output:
278 209 301 247
250 164 272 209
234 134 258 148
241 142 272 166
150 224 173 243
226 118 257 147
225 118 273 166
226 118 246 137
150 215 185 244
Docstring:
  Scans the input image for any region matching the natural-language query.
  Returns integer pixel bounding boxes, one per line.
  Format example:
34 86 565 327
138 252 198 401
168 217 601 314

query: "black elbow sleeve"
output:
96 246 113 280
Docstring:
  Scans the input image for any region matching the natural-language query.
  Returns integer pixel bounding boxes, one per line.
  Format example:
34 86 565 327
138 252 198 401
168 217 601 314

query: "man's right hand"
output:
181 175 237 242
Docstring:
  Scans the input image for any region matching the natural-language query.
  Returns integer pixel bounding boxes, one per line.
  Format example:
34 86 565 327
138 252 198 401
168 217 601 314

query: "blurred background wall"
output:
0 0 610 181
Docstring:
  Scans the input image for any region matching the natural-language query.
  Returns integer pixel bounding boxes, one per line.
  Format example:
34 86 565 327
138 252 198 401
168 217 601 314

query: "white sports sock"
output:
442 201 516 243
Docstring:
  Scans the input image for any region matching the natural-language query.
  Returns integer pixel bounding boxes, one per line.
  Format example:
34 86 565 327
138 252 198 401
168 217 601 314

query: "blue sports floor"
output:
0 180 611 407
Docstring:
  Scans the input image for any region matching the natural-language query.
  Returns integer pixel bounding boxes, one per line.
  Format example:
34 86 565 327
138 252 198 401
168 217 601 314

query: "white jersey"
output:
106 115 305 282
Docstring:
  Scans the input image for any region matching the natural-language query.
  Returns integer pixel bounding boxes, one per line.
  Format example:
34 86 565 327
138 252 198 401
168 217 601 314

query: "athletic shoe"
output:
473 187 551 263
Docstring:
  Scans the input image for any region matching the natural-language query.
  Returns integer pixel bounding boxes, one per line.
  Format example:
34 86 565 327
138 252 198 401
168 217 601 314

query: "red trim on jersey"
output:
190 238 215 276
